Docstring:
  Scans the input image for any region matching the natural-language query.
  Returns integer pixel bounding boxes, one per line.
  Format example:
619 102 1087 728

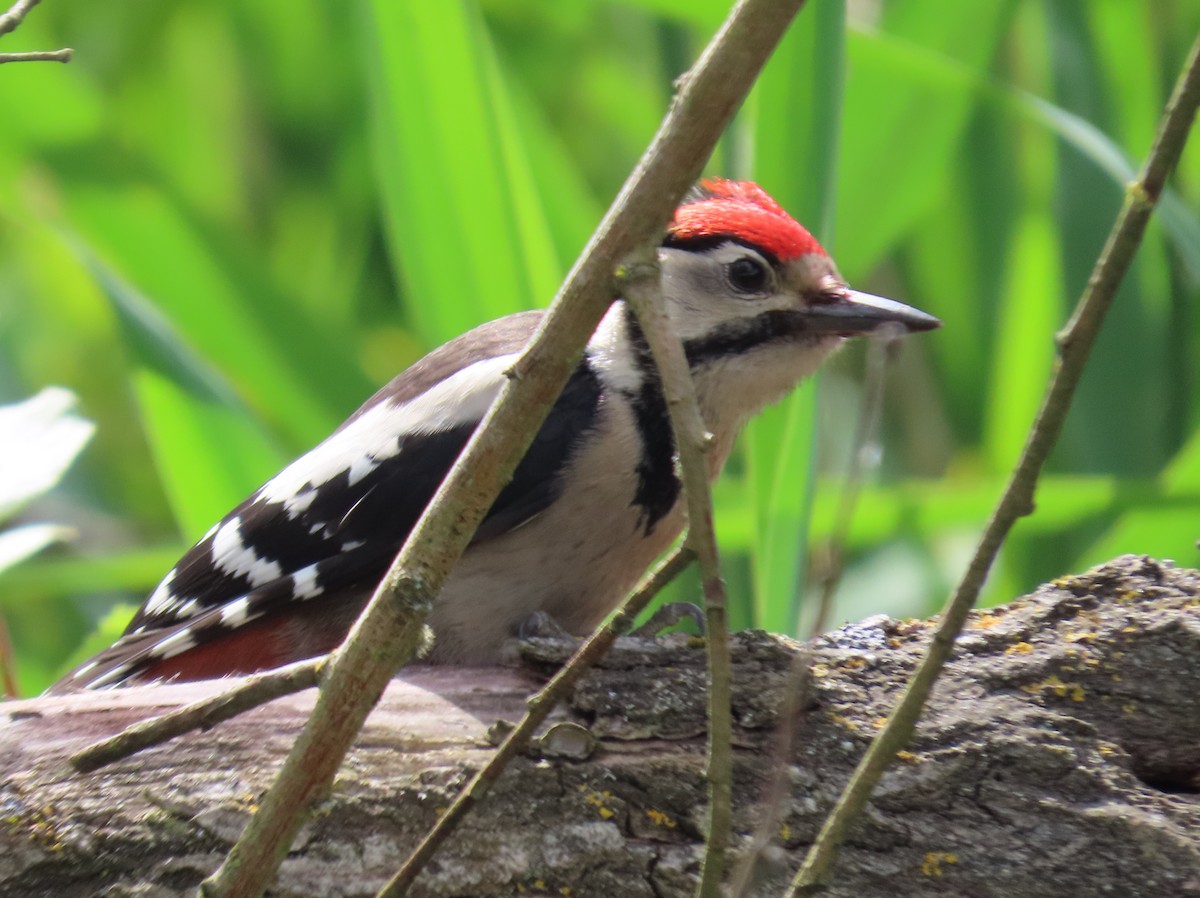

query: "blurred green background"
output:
1 0 1197 695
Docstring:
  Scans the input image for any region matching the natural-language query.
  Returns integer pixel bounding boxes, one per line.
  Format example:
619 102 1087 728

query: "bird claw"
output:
507 610 581 665
630 601 706 638
515 610 574 642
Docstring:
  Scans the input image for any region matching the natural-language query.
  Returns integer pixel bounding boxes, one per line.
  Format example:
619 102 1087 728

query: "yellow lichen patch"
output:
921 852 959 876
972 612 1002 629
1064 630 1097 644
1005 642 1034 655
560 887 573 896
871 717 888 730
1020 674 1085 701
780 822 792 840
840 656 866 670
645 808 677 829
811 663 830 678
583 789 616 819
827 712 859 732
896 750 919 764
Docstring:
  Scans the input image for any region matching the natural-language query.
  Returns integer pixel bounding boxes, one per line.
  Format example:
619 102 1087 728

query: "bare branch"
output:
374 545 694 898
620 255 734 898
70 659 324 774
200 2 809 896
0 0 43 38
786 30 1200 896
0 0 72 64
0 47 70 63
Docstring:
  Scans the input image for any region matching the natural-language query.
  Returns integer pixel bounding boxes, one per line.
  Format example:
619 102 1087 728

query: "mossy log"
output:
2 555 1199 897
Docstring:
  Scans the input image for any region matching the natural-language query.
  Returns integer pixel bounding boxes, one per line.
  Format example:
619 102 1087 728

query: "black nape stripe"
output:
683 309 817 368
661 234 784 269
623 309 680 535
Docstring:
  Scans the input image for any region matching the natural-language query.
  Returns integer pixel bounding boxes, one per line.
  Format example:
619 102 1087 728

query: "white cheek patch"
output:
213 518 283 587
257 354 516 508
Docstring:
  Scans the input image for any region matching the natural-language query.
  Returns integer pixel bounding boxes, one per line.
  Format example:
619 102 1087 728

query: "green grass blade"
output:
360 0 563 345
83 252 289 539
739 0 846 633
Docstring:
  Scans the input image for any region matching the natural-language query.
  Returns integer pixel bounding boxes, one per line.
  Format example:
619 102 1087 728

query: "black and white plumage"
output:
52 179 939 692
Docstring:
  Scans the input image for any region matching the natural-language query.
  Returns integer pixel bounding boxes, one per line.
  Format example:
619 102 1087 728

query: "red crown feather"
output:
668 179 826 261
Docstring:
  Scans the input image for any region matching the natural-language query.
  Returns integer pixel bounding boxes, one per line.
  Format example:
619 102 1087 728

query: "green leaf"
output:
738 0 845 633
84 252 289 540
64 185 359 448
360 0 563 344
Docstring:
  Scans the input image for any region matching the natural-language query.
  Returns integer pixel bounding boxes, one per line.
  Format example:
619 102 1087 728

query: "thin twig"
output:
0 0 72 64
374 546 695 898
733 333 901 896
69 659 324 774
728 646 815 898
0 0 42 38
200 3 809 895
0 47 70 63
786 31 1200 896
0 612 19 698
809 328 903 638
621 255 735 898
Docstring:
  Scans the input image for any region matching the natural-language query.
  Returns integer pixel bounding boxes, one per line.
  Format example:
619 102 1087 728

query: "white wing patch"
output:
292 563 323 599
257 354 516 508
219 597 253 627
141 568 178 620
149 627 197 660
213 518 283 586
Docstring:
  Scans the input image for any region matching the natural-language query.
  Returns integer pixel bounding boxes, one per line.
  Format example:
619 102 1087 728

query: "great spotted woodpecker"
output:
51 180 940 692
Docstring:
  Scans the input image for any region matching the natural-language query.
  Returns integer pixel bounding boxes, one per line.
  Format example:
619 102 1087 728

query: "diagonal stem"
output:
786 30 1200 896
374 545 694 898
200 2 810 896
69 659 324 773
621 256 734 898
0 0 72 63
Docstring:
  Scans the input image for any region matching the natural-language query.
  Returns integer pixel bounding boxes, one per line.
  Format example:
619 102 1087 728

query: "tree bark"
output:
2 554 1199 897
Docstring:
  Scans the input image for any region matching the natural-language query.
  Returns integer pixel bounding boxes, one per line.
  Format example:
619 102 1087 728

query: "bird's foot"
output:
506 610 581 665
630 601 706 638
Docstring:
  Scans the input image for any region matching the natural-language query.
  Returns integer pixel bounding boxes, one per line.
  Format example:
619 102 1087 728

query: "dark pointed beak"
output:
805 290 941 335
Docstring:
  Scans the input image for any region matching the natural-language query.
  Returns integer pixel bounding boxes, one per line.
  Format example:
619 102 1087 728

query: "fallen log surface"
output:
2 554 1199 897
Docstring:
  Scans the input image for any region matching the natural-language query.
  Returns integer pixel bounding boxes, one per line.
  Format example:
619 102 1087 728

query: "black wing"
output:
63 310 605 689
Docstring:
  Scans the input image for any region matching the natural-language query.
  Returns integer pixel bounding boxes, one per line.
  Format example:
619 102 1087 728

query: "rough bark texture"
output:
2 555 1199 897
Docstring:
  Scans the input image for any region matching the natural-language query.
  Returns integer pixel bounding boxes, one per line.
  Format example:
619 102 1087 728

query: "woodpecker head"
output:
658 179 939 429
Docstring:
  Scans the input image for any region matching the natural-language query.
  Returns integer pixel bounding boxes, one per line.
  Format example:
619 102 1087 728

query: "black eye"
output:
726 256 770 294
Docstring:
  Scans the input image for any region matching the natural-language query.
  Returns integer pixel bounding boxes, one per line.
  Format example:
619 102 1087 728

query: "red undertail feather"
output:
133 605 355 685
